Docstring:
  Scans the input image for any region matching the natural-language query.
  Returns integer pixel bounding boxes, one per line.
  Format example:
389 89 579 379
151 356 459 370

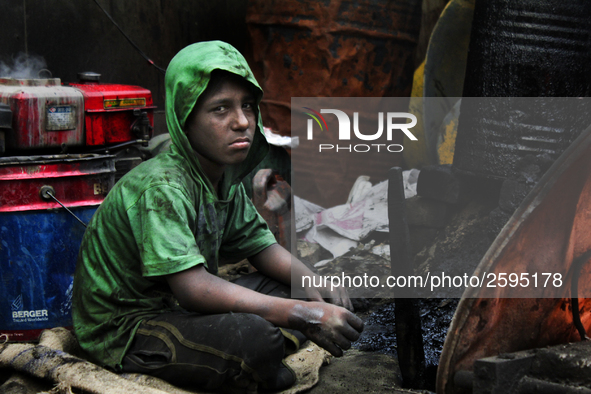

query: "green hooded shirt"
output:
72 41 277 369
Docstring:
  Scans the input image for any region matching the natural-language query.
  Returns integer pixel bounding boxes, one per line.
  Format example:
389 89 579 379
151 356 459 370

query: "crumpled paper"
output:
296 170 419 267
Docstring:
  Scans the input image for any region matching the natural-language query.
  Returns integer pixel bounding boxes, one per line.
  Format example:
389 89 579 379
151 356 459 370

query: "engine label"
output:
10 295 49 323
46 105 76 130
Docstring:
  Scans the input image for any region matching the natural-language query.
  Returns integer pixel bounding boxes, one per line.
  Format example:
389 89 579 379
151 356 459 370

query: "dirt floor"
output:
217 260 457 394
0 297 449 394
0 295 441 394
0 340 430 394
308 348 405 393
304 297 456 394
309 297 406 394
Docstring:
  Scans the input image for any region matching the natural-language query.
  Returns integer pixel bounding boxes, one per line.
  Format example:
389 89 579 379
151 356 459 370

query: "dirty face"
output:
185 72 257 181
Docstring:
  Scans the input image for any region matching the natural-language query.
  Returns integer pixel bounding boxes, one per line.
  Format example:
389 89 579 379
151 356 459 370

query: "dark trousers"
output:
120 273 305 392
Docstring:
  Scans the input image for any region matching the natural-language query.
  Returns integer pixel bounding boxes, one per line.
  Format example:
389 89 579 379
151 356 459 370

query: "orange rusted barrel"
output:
245 0 422 137
246 0 422 207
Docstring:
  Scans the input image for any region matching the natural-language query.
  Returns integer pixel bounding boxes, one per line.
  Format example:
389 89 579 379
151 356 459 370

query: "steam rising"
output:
0 53 48 79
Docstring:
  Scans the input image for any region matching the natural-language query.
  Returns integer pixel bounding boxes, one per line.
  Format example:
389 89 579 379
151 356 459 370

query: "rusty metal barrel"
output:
246 0 422 207
453 0 591 180
245 0 422 137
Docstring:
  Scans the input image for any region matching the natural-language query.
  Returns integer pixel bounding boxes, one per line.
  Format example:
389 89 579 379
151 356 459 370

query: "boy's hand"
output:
166 264 363 357
288 302 364 357
304 284 354 312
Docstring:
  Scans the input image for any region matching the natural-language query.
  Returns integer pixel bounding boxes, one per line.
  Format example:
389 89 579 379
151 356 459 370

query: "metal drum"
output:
453 0 591 180
0 154 114 341
247 0 422 206
246 0 422 136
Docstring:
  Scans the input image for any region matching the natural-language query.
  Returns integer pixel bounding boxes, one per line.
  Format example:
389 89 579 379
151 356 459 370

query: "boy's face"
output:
185 75 257 176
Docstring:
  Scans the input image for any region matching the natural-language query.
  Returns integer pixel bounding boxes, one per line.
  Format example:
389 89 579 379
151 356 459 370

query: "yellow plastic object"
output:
424 0 474 99
403 61 432 169
403 0 475 168
438 118 457 165
436 99 461 165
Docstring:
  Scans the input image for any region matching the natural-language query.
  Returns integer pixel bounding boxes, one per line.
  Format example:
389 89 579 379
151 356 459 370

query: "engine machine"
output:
0 72 155 342
0 72 154 155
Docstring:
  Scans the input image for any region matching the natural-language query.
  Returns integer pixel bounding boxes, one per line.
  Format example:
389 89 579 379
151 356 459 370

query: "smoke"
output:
0 53 49 79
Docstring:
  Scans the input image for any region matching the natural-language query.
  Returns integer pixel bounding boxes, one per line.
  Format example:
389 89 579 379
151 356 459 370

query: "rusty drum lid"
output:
437 125 591 394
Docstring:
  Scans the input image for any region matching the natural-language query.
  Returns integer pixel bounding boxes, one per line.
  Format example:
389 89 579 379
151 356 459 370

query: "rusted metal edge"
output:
437 122 591 394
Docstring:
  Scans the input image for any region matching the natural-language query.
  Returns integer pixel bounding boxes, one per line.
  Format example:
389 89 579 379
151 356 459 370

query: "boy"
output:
72 41 363 392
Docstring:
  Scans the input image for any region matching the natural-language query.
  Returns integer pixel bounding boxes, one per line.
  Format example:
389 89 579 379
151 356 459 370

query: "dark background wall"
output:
0 0 250 135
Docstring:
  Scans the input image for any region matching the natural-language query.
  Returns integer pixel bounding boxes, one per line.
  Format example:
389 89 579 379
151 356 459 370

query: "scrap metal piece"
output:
454 340 591 393
437 124 591 394
472 350 535 394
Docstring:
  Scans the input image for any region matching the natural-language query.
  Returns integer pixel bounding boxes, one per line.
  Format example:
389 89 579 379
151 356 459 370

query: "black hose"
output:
91 0 166 75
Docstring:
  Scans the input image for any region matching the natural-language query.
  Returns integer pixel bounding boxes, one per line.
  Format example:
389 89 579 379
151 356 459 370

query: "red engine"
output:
0 71 157 341
0 72 155 155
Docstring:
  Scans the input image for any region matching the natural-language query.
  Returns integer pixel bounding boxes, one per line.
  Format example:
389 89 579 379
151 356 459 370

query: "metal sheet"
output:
404 0 475 169
0 78 85 151
69 81 155 147
453 0 591 180
0 154 115 212
454 98 591 181
461 0 591 98
437 125 591 393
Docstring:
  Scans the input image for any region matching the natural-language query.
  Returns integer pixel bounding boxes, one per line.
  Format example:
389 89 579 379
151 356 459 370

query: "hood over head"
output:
165 40 268 201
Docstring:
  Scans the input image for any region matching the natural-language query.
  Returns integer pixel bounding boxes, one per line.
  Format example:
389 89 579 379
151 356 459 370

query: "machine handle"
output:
39 185 88 228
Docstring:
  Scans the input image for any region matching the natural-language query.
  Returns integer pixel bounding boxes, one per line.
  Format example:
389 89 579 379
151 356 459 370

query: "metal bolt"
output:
39 185 56 200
